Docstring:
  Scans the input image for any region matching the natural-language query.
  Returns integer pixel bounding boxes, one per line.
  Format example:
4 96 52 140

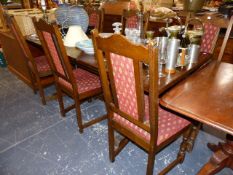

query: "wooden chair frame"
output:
5 15 54 105
85 5 104 33
33 19 106 133
92 29 192 175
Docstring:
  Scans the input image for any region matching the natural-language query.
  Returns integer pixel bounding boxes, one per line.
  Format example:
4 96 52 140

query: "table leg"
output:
197 134 233 175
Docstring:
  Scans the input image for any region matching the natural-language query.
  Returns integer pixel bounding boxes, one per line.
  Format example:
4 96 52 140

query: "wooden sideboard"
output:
0 31 43 88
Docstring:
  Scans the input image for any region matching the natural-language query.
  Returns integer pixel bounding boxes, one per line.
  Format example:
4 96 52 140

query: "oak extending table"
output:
160 61 233 174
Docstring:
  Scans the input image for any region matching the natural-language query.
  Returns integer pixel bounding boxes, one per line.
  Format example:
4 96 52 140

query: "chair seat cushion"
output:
58 68 101 94
34 55 52 77
113 96 190 145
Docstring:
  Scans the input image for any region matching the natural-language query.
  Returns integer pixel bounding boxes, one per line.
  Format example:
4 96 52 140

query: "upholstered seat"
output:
34 55 52 77
58 68 101 94
113 105 190 145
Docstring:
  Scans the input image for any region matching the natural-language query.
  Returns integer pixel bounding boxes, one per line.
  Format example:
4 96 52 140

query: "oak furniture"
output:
92 30 193 175
160 60 233 174
26 34 213 95
33 19 106 133
6 14 54 105
85 5 104 33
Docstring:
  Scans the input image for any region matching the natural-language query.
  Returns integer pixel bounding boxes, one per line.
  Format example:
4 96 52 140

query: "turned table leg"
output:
197 134 233 175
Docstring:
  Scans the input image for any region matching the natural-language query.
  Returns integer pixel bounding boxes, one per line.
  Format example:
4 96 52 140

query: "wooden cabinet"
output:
0 31 32 87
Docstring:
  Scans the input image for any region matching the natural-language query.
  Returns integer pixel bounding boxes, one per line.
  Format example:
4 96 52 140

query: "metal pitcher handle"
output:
184 17 204 36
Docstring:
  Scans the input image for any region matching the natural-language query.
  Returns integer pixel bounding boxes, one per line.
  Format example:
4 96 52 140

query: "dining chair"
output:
33 19 106 133
92 29 192 175
121 9 150 36
200 22 220 54
5 15 54 105
85 6 104 33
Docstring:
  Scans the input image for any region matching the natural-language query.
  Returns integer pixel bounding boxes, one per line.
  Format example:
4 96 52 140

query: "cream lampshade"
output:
63 25 89 47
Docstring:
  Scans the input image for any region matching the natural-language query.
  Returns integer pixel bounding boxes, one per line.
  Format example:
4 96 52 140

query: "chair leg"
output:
108 120 115 162
29 70 37 94
75 100 83 133
38 83 46 105
146 150 156 175
56 85 65 117
159 126 193 175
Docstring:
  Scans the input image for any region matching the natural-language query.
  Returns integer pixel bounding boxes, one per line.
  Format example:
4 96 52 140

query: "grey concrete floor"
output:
0 67 232 175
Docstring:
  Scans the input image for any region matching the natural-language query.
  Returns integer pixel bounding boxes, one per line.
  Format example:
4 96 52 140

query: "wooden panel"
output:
0 31 32 87
101 1 129 15
214 35 233 64
102 14 122 33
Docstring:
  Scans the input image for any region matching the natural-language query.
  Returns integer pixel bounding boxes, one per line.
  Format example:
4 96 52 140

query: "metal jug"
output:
166 38 180 74
184 18 204 63
188 44 200 63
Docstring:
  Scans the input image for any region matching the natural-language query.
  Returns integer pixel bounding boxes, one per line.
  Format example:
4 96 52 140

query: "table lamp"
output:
63 25 89 47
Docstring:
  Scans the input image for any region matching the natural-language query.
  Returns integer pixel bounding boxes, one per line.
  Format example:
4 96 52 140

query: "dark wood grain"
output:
160 61 233 175
160 61 233 135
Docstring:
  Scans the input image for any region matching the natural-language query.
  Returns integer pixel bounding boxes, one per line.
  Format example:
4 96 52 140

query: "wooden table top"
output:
160 61 233 135
26 36 212 95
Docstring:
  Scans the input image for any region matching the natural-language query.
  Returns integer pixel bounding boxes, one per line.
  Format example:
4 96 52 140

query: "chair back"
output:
121 9 150 36
85 6 104 32
92 29 159 143
200 22 220 54
4 15 42 76
33 19 77 93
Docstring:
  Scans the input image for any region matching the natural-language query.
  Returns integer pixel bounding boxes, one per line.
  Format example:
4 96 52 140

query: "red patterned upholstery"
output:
125 1 139 28
42 31 65 75
126 16 138 29
113 98 190 145
89 12 99 28
110 53 138 120
200 23 220 54
34 55 51 76
110 53 190 146
58 68 101 94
